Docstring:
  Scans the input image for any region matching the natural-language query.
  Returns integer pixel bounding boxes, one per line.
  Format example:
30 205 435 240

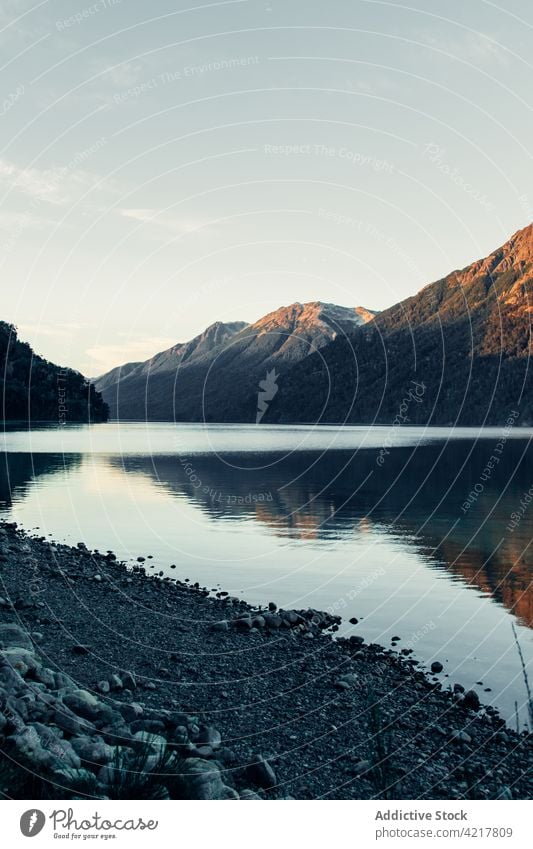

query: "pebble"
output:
335 673 358 690
71 644 90 655
450 730 472 744
210 620 229 632
352 759 372 775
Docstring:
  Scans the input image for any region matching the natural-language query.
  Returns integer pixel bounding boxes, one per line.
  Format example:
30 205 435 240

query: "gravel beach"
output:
0 520 531 800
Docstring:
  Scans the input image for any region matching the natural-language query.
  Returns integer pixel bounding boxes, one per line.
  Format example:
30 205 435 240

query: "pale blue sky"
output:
1 0 532 374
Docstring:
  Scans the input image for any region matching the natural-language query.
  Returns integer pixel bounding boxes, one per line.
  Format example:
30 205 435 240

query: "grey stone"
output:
118 702 143 723
263 613 282 629
1 647 38 677
463 690 481 711
246 756 277 789
71 644 90 655
183 758 232 800
240 789 263 800
169 725 189 745
0 623 33 650
54 706 94 737
121 671 136 690
0 664 26 693
63 690 101 722
352 759 372 775
71 735 115 765
197 725 222 750
451 730 472 744
34 667 56 688
210 620 229 632
11 724 81 771
335 673 358 690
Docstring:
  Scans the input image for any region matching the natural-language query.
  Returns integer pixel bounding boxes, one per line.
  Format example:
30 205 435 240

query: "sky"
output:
1 0 533 375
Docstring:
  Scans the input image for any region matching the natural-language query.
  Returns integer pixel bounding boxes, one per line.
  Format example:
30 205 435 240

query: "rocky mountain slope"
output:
271 224 533 426
95 303 376 421
96 223 533 426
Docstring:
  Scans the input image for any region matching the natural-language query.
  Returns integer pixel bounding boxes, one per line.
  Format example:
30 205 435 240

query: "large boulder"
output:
1 647 39 677
71 735 115 766
0 624 33 650
10 724 81 772
63 690 101 722
183 758 235 800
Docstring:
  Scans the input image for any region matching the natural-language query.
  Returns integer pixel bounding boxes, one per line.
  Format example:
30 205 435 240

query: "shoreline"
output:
0 520 531 800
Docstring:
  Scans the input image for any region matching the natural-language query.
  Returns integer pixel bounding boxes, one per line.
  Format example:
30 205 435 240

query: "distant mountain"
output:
95 321 248 396
271 223 533 426
95 303 376 421
96 223 533 426
0 322 109 423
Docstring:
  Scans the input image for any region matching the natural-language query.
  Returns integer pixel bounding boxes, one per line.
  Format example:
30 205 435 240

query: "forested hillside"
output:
0 322 109 423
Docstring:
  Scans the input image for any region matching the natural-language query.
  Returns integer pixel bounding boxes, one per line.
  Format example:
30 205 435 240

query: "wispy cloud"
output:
424 30 510 68
102 60 145 88
0 0 47 42
119 207 214 238
0 210 54 231
0 156 117 207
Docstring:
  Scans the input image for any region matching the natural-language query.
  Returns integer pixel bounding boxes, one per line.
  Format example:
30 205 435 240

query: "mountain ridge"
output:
270 223 533 426
95 301 377 421
94 224 533 425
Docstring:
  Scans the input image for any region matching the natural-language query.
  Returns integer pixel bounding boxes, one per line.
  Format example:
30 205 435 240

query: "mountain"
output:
95 302 376 421
0 322 109 423
96 223 533 426
95 321 248 395
271 223 533 426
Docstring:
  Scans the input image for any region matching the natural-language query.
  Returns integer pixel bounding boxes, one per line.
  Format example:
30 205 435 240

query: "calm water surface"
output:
1 423 532 725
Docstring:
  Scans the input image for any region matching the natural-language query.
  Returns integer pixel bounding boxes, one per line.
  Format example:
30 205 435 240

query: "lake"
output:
1 422 532 726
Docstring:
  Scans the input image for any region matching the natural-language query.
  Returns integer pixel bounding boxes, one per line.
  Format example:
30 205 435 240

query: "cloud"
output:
118 207 214 239
103 60 145 88
0 210 54 231
0 155 118 209
425 30 510 68
0 0 46 42
85 336 177 375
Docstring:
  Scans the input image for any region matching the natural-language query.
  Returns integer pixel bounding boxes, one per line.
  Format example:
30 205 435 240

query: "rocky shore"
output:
0 520 531 800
